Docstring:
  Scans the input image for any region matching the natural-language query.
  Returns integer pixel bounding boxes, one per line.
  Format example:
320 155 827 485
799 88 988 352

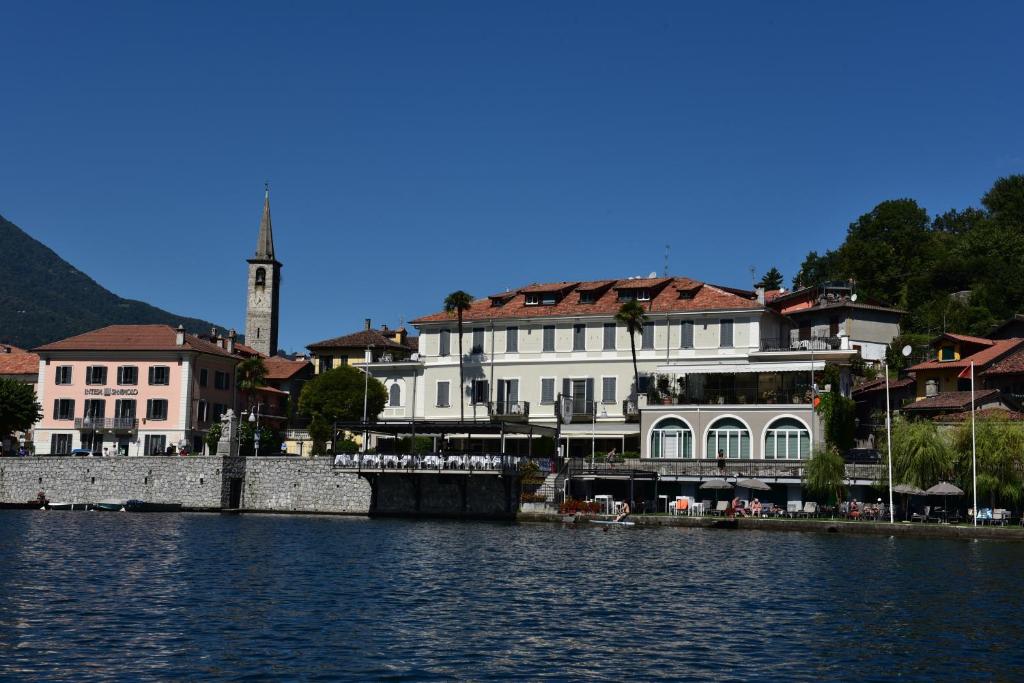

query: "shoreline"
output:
517 511 1024 542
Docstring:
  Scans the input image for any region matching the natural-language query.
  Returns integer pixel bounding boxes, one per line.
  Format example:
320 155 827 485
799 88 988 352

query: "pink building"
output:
33 325 240 455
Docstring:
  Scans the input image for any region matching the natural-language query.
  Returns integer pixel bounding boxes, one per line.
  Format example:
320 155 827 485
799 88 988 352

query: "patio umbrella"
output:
700 478 733 505
892 483 927 521
925 482 964 522
736 478 771 491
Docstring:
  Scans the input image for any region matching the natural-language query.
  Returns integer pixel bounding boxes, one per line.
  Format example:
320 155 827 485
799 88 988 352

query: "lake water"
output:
1 511 1022 681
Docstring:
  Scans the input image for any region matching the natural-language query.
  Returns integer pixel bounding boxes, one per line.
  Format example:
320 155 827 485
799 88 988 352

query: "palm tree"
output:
616 300 647 402
236 356 268 412
444 290 474 423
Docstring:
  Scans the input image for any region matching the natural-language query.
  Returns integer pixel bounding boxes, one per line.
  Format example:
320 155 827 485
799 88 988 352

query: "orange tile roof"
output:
34 325 235 357
0 345 40 376
940 332 994 347
902 389 1002 413
980 345 1024 376
410 276 760 324
907 338 1024 372
263 355 312 380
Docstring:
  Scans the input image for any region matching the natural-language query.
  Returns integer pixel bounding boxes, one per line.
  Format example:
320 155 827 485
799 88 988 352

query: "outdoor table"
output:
690 502 704 516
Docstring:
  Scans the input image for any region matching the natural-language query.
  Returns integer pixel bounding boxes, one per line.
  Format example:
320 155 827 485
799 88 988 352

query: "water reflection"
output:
1 512 1022 680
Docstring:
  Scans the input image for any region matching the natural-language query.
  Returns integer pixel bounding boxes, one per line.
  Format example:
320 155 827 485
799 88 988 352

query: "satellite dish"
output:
648 271 657 278
850 293 858 302
902 345 912 357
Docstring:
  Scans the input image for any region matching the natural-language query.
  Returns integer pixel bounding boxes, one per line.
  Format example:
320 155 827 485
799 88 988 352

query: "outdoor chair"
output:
993 509 1009 526
910 506 930 523
797 501 817 518
713 500 728 516
701 500 713 515
786 501 801 517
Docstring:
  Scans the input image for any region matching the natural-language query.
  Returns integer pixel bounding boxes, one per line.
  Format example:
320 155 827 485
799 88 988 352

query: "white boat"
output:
589 519 636 527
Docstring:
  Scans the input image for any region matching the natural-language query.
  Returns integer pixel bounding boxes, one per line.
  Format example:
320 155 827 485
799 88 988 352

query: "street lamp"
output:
246 404 262 456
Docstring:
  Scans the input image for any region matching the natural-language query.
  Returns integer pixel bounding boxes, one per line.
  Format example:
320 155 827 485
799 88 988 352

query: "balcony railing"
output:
570 457 881 482
74 417 139 430
759 336 841 352
489 400 530 420
622 399 640 422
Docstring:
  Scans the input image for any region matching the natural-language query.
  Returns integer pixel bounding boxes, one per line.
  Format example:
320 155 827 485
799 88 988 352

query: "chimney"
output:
381 323 389 332
175 324 185 346
210 326 217 338
364 318 372 331
756 286 765 304
227 329 236 354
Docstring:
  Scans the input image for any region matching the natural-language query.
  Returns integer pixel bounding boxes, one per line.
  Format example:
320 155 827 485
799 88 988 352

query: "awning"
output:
655 361 826 375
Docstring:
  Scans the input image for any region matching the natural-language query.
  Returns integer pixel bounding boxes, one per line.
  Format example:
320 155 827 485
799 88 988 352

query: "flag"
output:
957 365 973 380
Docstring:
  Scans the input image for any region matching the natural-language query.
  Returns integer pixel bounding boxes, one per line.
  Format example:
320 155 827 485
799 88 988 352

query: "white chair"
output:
787 501 802 517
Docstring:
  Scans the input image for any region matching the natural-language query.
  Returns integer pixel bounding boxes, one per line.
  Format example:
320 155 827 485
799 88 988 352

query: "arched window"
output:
650 417 693 459
389 383 401 407
255 267 266 287
706 417 750 459
764 417 810 460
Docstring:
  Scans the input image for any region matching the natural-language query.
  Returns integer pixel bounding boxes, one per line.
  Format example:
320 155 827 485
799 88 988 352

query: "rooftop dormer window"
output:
579 292 596 304
617 288 650 303
939 346 956 362
525 293 540 306
526 292 558 306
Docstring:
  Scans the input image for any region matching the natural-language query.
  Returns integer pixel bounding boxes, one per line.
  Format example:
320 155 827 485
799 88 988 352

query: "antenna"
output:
749 265 756 287
663 244 670 277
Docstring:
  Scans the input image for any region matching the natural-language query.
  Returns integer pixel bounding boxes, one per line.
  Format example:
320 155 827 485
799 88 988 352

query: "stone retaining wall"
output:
0 456 233 509
240 457 371 514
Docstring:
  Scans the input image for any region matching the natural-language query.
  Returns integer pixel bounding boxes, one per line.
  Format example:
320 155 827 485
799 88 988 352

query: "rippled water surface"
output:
1 511 1023 681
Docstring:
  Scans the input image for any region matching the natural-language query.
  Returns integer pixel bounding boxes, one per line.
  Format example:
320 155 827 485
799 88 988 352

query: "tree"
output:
805 446 846 505
204 421 222 455
951 417 1024 508
814 391 856 452
885 417 954 489
443 290 474 423
298 364 387 426
236 356 268 410
792 250 838 289
756 267 784 290
615 300 647 401
0 377 42 445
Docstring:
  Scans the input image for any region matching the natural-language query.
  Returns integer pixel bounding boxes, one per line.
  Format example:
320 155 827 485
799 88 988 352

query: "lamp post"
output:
884 359 894 524
361 344 374 453
246 404 262 456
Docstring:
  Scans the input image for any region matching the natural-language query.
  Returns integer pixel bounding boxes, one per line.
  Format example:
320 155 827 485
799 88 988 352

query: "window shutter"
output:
642 322 654 349
146 399 153 419
681 321 693 349
509 380 518 403
603 323 616 350
148 367 155 385
585 378 595 405
603 377 616 403
721 319 734 348
541 378 554 403
562 378 571 400
53 399 59 419
506 327 518 353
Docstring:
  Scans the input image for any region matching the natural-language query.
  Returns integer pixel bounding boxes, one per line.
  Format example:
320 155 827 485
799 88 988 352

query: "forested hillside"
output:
793 175 1024 338
0 214 226 348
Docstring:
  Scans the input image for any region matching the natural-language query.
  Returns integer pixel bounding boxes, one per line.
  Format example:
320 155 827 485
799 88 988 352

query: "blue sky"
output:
2 1 1022 352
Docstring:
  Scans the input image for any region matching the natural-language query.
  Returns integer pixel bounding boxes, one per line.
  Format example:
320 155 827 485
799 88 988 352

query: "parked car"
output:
70 448 98 457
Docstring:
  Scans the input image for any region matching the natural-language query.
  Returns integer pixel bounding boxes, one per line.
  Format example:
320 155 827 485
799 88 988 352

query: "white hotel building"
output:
358 276 859 462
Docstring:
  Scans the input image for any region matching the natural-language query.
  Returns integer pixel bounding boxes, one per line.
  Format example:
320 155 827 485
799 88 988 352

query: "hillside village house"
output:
361 276 867 463
902 333 1024 419
32 325 241 456
765 280 903 364
0 344 40 454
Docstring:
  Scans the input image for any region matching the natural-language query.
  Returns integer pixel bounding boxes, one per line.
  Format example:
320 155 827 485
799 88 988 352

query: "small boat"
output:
123 500 182 513
94 499 129 512
48 502 93 511
590 519 636 527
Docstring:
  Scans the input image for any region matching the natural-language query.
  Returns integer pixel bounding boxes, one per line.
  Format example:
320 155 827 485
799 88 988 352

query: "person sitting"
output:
849 499 860 519
614 501 631 522
732 496 747 517
606 448 617 464
751 498 762 517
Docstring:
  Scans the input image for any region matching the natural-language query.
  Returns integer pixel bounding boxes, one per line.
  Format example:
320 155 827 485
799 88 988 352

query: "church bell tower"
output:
244 184 281 356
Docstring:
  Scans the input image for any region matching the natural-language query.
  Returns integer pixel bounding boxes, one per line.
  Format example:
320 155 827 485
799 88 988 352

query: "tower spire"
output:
254 183 275 261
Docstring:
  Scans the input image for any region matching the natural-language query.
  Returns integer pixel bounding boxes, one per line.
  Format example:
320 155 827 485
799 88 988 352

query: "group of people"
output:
726 497 763 518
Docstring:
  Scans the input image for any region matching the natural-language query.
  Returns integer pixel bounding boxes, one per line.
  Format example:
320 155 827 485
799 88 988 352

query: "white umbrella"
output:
926 482 964 523
736 478 771 491
699 478 733 490
892 483 927 495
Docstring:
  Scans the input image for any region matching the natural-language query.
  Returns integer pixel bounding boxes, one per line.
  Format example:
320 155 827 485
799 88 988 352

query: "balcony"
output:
74 417 139 431
759 336 842 353
622 399 640 422
489 400 530 422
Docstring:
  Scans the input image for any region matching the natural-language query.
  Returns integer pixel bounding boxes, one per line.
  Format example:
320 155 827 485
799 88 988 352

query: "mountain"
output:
0 213 229 348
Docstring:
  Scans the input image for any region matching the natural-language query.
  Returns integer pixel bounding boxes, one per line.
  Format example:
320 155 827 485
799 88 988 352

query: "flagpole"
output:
971 360 977 527
885 359 894 524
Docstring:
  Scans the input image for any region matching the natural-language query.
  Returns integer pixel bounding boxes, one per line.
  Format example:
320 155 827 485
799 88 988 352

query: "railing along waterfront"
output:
330 453 538 473
570 457 882 482
74 417 139 430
